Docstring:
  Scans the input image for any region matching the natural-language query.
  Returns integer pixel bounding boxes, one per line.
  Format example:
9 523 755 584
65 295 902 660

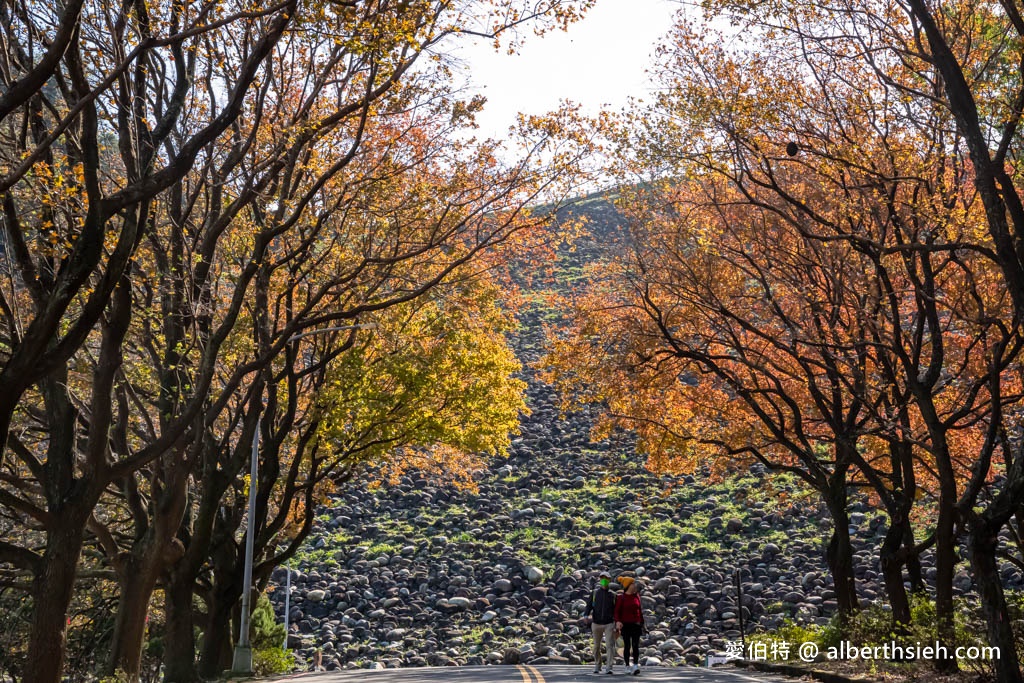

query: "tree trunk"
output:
903 524 925 593
163 571 201 683
933 497 958 673
106 558 160 680
880 518 911 627
23 518 86 683
108 454 189 677
824 477 858 621
916 399 958 674
896 436 925 594
1014 509 1024 562
162 445 232 682
969 520 1022 683
198 592 236 679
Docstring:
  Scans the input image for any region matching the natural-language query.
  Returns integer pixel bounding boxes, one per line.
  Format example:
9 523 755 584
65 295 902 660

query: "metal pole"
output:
283 567 291 650
232 422 260 672
734 569 746 653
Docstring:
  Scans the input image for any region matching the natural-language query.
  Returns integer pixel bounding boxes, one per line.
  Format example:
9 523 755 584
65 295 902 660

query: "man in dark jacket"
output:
584 570 617 673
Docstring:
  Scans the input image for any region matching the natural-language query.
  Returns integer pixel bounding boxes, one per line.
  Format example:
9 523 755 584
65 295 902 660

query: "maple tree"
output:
546 180 882 621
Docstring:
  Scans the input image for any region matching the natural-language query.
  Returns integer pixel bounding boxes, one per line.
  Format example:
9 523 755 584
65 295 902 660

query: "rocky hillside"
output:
268 197 1023 672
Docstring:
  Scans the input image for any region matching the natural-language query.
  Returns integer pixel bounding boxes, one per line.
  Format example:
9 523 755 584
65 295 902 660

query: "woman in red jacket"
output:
614 576 644 675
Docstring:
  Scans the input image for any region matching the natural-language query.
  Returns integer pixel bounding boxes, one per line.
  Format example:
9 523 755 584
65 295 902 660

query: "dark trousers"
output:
621 623 642 665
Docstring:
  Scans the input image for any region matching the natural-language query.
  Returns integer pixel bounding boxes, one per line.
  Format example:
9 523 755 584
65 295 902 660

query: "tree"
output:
545 179 883 620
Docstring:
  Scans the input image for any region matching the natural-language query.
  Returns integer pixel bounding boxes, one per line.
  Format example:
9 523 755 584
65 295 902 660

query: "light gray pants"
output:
591 622 616 669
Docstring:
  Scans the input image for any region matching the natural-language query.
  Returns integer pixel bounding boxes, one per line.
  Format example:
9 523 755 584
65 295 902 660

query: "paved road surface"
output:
267 664 788 683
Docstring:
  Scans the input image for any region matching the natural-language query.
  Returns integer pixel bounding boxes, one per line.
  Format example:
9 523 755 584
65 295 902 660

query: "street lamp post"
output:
734 569 746 652
232 422 261 673
232 321 376 673
282 567 291 651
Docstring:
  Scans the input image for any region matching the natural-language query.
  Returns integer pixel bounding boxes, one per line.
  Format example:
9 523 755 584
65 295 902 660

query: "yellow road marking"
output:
516 664 546 683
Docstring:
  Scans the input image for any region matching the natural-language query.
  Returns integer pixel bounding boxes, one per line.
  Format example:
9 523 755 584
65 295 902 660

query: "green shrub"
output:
815 616 843 650
1007 590 1024 667
746 613 855 662
748 618 825 659
244 590 296 674
251 593 286 651
253 647 296 675
845 601 898 645
749 593 1011 675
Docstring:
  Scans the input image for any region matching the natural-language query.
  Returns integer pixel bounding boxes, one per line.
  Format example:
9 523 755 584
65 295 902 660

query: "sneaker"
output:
633 665 640 675
604 667 614 674
593 667 601 674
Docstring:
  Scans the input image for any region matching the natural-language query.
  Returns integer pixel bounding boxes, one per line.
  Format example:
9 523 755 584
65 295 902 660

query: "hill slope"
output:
268 196 1014 672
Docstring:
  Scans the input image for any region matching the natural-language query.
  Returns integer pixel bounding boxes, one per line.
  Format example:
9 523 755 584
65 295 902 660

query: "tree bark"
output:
23 517 86 683
903 524 925 593
824 475 858 622
969 520 1022 683
880 517 911 627
107 450 190 676
164 442 239 680
933 496 958 673
911 394 958 672
198 589 237 679
161 479 224 681
163 571 201 683
106 557 160 680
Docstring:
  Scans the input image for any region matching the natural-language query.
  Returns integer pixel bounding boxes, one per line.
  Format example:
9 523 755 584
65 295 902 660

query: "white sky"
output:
450 0 682 141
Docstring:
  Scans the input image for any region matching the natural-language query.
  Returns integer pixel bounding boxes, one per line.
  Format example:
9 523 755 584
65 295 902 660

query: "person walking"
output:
584 569 617 673
615 576 644 675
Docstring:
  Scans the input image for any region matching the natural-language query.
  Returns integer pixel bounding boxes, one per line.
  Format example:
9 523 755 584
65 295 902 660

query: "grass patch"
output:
637 518 683 546
549 481 630 505
294 546 339 568
366 542 397 556
330 531 353 544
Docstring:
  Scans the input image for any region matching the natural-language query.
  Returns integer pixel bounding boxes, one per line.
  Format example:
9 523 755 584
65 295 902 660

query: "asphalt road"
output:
267 664 789 683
